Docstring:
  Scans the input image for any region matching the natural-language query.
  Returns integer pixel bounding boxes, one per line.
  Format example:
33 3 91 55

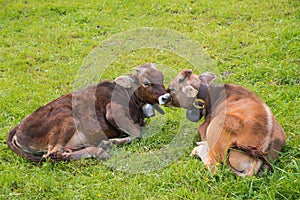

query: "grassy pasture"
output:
0 0 299 199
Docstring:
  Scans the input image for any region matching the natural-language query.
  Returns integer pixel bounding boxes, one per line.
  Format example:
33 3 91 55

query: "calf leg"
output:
191 141 209 163
203 120 267 175
97 137 132 147
267 117 286 161
42 144 64 159
198 116 211 141
227 150 262 176
109 137 132 145
61 147 110 161
106 103 142 145
201 118 230 171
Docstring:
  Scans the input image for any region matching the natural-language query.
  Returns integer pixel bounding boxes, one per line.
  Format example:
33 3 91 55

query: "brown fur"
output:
7 63 167 162
165 70 286 176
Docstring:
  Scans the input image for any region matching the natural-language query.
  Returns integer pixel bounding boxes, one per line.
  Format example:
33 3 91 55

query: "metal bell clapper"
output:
142 104 155 118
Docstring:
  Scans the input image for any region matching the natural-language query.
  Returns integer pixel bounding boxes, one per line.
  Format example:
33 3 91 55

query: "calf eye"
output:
143 81 152 87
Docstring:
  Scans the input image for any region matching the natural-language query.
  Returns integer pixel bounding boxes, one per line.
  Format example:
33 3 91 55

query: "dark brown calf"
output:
7 63 167 162
161 69 286 176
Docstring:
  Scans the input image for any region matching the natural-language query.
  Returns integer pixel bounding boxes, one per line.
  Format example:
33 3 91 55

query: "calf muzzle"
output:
158 93 171 105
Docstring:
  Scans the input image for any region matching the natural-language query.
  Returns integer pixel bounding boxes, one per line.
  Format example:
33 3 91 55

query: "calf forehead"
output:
170 74 182 85
170 73 197 88
142 68 164 84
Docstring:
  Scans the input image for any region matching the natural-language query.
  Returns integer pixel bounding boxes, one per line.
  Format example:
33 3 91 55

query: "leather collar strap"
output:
193 83 208 110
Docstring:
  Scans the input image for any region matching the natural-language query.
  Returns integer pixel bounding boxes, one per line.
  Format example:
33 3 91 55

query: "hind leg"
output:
42 144 63 159
228 150 262 176
191 116 228 171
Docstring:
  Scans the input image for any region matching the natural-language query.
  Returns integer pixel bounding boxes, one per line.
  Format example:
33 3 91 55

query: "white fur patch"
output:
263 103 273 135
262 103 273 152
191 141 209 163
182 85 198 98
158 93 171 105
13 135 42 154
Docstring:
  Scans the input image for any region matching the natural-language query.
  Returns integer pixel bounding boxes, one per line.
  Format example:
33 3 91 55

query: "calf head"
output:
167 69 216 108
115 63 167 105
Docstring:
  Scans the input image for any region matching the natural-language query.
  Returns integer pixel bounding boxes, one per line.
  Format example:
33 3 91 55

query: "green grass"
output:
1 0 299 199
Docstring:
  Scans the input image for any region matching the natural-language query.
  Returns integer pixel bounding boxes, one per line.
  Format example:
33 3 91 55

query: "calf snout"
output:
158 93 171 105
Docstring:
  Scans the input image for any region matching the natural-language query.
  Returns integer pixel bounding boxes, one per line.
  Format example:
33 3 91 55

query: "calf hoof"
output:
190 141 209 163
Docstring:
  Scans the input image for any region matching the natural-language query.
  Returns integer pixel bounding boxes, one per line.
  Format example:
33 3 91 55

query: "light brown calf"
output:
161 69 286 176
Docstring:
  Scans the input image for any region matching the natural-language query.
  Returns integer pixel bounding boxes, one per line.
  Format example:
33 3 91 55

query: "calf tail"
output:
229 143 273 172
6 125 43 162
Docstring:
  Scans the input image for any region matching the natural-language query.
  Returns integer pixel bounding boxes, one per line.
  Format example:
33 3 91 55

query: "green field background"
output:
0 0 299 199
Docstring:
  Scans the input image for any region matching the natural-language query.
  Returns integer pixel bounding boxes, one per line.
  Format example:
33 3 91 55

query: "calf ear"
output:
199 72 216 85
179 69 193 82
115 76 133 88
182 85 198 97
